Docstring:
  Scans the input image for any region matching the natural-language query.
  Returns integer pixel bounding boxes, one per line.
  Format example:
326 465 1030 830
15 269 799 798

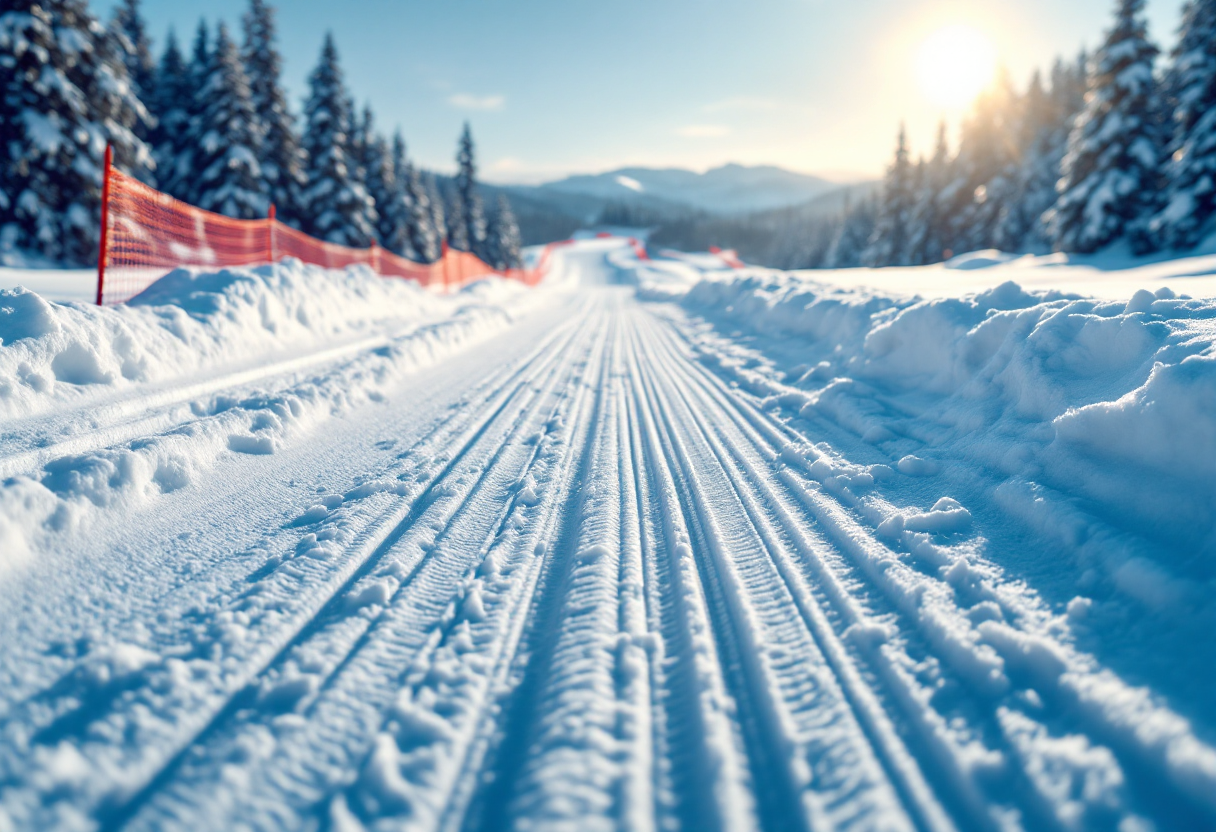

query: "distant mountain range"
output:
528 164 845 216
474 163 877 249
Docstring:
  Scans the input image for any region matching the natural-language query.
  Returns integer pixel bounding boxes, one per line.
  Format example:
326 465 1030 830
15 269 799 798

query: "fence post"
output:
371 238 381 274
267 203 276 264
95 144 113 306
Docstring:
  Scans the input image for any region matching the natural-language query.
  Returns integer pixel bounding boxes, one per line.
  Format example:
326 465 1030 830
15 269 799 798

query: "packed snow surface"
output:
1 240 1214 832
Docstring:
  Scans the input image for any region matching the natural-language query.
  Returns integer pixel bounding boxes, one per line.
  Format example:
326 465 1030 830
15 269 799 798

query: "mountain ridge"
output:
518 163 858 216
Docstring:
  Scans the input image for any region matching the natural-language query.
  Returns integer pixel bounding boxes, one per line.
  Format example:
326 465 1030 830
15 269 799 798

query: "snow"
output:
759 247 1216 300
0 266 96 303
0 239 1213 832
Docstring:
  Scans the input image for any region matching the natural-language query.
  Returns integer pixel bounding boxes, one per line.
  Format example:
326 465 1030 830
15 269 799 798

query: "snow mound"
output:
0 259 517 421
0 261 527 573
676 267 1216 568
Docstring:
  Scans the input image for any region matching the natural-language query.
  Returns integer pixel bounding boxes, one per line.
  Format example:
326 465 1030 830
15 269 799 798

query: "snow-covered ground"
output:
0 266 98 305
640 245 1216 301
1 241 1214 832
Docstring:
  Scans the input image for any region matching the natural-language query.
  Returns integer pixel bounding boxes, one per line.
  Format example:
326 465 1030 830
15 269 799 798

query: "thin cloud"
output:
449 93 505 111
675 124 731 138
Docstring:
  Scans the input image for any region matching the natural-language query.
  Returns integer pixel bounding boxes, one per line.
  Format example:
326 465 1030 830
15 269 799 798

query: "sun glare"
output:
915 24 997 110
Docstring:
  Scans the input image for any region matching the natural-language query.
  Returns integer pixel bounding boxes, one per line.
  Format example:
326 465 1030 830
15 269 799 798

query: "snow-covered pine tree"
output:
1005 54 1090 251
1048 0 1165 254
0 1 52 250
356 106 397 248
940 70 1019 254
300 33 376 246
426 172 447 252
863 123 916 266
1059 50 1091 117
147 29 192 197
994 70 1059 252
398 135 440 261
364 119 415 257
243 0 306 226
484 194 523 270
826 193 876 268
445 185 470 252
1151 0 1216 249
109 0 154 105
0 0 151 263
351 104 373 191
191 23 266 218
907 122 952 264
159 20 212 204
454 123 487 255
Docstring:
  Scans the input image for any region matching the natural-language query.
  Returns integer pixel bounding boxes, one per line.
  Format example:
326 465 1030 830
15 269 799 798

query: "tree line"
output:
851 0 1216 268
0 0 522 270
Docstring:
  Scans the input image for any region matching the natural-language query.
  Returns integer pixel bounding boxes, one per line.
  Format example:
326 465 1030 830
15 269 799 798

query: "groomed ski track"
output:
1 241 1213 832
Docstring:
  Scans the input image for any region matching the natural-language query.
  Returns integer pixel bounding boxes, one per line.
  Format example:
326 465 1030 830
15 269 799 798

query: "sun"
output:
915 24 997 110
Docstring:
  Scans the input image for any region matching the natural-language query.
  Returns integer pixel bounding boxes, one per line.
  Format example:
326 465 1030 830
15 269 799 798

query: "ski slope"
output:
1 240 1214 832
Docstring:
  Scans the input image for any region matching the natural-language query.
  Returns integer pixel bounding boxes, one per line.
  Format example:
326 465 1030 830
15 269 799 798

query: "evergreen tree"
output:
1048 0 1165 253
159 19 211 203
994 70 1059 251
148 29 191 197
374 132 410 258
907 122 952 264
1151 0 1216 249
351 103 372 191
445 185 470 252
426 172 447 252
863 124 916 266
402 150 440 262
0 0 151 263
1002 55 1088 252
484 194 523 270
941 71 1019 253
454 122 487 254
826 194 877 268
242 0 305 225
192 23 266 218
300 33 376 246
356 106 394 242
109 0 154 104
361 115 409 255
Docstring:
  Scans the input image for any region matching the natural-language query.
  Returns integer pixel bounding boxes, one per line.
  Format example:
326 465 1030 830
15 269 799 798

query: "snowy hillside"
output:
0 240 1213 832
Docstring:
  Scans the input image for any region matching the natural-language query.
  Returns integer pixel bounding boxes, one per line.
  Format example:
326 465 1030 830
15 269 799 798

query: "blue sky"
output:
98 0 1183 184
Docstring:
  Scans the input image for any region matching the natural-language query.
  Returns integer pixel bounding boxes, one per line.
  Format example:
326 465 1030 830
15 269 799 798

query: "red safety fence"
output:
95 145 554 306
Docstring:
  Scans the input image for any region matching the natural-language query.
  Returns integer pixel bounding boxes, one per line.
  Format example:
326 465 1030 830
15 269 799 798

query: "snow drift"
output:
678 268 1216 563
0 260 528 571
0 259 522 420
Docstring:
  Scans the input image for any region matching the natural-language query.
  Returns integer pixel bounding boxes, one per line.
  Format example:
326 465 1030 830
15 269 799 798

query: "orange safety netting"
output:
96 149 550 305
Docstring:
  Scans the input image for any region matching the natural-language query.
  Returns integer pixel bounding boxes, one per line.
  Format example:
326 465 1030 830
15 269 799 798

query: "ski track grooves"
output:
631 309 957 832
117 299 613 831
3 272 1214 832
117 305 598 829
630 307 920 832
650 303 1216 830
0 301 585 830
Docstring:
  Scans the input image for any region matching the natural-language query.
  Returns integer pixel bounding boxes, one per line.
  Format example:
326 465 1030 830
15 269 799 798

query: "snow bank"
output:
0 266 96 303
677 268 1216 569
0 259 520 421
0 261 529 573
784 247 1216 300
